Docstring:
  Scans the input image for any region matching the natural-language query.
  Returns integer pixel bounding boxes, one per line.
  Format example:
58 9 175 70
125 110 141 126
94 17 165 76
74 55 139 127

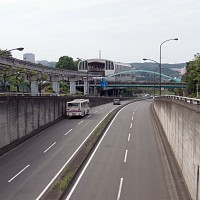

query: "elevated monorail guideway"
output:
0 56 95 95
0 56 91 79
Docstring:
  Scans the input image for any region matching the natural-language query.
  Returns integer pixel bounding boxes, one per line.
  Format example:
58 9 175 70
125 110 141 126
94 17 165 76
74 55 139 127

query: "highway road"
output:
64 100 173 200
0 100 132 200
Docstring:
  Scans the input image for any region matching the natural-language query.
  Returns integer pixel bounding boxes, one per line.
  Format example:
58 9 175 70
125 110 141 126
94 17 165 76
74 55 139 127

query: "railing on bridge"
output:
157 95 200 105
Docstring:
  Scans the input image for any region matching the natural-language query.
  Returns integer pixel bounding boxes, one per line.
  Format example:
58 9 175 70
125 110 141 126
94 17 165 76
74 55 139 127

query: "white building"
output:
181 67 187 75
23 53 35 63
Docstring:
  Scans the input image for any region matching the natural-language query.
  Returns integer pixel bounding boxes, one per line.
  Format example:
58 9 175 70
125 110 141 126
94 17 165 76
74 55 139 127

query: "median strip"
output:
39 100 140 200
37 107 119 200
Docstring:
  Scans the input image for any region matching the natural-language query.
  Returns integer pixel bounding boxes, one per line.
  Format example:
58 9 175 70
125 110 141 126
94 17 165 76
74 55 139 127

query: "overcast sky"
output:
0 0 199 64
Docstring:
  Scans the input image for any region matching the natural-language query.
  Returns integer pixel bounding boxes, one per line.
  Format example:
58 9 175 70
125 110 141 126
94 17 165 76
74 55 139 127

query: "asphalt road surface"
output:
0 101 131 200
64 100 172 200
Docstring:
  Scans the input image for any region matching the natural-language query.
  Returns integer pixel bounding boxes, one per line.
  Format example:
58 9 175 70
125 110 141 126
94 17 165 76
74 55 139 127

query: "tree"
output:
9 67 27 92
0 65 13 91
185 53 200 95
56 56 77 70
0 66 28 92
0 49 12 57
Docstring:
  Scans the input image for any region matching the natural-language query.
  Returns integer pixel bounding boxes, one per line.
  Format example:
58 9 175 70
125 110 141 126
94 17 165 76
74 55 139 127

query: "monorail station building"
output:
78 58 134 96
78 58 133 82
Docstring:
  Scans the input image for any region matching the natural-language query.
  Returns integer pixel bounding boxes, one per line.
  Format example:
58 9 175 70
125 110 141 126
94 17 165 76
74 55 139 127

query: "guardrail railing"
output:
156 95 200 105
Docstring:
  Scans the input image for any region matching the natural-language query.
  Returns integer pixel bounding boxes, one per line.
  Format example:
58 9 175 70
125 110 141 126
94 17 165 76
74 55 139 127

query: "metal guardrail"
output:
158 95 200 105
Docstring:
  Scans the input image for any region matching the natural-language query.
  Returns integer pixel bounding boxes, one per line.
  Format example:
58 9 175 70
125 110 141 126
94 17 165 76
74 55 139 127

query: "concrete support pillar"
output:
84 80 89 95
52 81 60 94
31 81 39 96
70 81 76 95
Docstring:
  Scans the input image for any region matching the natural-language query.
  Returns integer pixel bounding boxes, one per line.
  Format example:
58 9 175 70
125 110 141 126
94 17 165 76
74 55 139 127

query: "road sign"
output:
100 80 108 87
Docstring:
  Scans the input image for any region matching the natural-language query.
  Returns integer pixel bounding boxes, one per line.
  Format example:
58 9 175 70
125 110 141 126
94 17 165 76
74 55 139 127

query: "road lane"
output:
0 101 131 200
65 100 171 200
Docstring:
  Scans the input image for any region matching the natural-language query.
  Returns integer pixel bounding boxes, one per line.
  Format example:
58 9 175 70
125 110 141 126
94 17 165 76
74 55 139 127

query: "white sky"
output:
0 0 199 63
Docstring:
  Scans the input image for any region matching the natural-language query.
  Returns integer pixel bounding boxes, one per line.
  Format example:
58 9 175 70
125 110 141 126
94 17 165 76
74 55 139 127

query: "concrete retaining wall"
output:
0 97 67 151
154 98 200 200
0 96 133 154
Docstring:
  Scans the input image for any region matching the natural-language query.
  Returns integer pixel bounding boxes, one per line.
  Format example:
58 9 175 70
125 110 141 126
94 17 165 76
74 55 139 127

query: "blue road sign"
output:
100 80 108 87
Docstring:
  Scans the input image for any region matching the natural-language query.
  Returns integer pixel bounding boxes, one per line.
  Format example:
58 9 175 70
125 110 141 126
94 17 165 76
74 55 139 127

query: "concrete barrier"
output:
0 96 68 154
154 96 200 200
0 96 134 155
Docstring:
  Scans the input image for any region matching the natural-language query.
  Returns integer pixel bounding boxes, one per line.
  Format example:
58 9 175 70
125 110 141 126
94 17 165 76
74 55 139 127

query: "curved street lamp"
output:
159 38 178 96
0 47 24 56
143 58 160 66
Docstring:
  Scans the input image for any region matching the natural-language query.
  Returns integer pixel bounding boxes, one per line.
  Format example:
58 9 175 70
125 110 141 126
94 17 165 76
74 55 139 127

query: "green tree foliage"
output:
37 74 49 93
0 49 12 57
0 65 14 91
0 66 27 92
185 53 200 94
9 67 27 92
60 81 70 94
56 56 77 70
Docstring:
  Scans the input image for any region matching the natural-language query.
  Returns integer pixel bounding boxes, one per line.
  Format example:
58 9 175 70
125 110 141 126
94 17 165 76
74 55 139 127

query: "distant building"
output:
23 53 35 63
181 67 187 75
36 60 56 68
36 60 49 66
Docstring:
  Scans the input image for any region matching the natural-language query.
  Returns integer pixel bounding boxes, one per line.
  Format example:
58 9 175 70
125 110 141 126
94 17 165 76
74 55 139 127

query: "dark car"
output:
113 99 121 105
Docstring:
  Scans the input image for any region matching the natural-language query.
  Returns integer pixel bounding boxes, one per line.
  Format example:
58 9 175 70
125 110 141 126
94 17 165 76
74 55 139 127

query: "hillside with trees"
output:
130 62 186 80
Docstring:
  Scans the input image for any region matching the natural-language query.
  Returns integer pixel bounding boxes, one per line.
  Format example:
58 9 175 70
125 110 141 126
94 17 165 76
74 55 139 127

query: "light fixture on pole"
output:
0 47 24 56
143 58 160 66
159 38 178 96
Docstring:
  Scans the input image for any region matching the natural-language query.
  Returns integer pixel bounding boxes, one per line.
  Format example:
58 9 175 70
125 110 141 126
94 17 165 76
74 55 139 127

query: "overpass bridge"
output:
93 81 186 88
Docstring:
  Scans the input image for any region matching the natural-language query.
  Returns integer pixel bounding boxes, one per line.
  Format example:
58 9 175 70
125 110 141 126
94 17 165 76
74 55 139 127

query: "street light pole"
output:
143 58 160 97
159 38 178 96
0 47 24 56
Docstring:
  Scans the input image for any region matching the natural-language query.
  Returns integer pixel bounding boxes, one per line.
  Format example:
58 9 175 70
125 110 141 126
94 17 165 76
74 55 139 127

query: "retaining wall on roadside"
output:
154 97 200 200
0 96 133 155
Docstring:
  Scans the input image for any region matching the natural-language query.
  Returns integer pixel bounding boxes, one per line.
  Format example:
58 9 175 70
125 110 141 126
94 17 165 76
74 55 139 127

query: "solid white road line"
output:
78 120 84 125
64 105 128 200
44 142 56 153
124 150 128 163
65 129 73 136
36 107 117 200
117 178 124 200
8 165 30 183
128 133 131 142
130 123 132 129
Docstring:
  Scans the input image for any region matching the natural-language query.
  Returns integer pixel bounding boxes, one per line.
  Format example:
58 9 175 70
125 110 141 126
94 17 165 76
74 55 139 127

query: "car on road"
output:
113 99 121 105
